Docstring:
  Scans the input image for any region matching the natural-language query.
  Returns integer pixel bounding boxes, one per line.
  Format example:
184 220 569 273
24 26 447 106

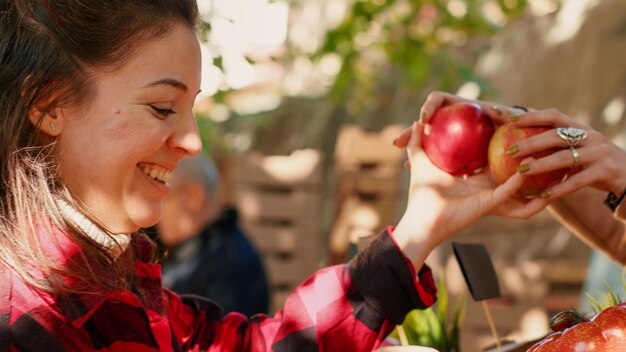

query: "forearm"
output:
548 188 626 265
168 229 437 351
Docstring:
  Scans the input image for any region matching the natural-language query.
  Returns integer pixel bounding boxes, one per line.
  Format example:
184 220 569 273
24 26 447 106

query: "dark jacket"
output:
161 208 270 316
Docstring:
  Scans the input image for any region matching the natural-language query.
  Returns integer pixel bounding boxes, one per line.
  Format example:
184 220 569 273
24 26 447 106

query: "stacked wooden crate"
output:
232 149 324 312
329 124 407 264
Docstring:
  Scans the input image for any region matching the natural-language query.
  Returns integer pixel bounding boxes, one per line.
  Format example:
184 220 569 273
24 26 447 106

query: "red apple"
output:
528 304 626 352
488 124 568 197
421 102 495 176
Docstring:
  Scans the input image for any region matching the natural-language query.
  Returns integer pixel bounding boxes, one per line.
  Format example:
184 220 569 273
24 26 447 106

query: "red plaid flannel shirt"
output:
0 226 436 351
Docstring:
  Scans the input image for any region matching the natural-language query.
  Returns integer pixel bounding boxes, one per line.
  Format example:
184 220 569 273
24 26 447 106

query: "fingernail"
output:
420 111 426 122
517 164 530 173
506 144 520 155
540 190 551 199
508 115 521 122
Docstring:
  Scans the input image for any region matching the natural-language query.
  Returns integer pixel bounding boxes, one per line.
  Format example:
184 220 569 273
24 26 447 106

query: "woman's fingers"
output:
517 143 603 177
393 126 413 148
509 109 588 129
420 91 457 122
490 172 527 206
541 167 601 200
494 197 549 219
517 149 581 175
484 104 530 125
406 122 423 158
506 129 582 159
420 91 523 126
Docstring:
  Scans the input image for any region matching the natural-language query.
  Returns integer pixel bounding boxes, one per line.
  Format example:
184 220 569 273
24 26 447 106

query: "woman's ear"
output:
28 108 64 137
28 100 64 137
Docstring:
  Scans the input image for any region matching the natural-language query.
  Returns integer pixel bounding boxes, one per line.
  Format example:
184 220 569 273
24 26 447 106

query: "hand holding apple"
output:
392 122 527 271
495 108 626 200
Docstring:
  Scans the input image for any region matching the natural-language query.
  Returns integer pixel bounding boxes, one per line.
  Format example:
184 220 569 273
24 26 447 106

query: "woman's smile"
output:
138 163 173 195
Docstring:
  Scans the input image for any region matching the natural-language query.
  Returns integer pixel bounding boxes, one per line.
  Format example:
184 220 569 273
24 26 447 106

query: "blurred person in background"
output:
151 154 270 317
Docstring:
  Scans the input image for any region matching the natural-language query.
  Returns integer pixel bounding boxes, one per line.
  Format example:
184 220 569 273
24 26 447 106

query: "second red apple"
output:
488 124 568 197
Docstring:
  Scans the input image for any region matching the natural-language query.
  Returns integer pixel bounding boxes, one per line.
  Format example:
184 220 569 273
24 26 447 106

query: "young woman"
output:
0 1 529 351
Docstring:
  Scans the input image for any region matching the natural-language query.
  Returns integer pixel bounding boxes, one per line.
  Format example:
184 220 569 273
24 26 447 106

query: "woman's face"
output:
56 23 203 233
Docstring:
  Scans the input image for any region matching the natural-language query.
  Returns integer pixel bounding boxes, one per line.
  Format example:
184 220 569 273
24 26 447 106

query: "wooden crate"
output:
265 250 322 287
235 185 322 224
231 149 324 313
241 221 320 254
329 124 408 264
234 149 323 189
334 124 406 172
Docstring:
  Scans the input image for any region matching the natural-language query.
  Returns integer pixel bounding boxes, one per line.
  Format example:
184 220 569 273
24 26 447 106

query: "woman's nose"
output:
168 111 202 156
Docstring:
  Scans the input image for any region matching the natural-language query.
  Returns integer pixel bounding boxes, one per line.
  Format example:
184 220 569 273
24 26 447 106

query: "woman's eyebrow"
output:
143 78 188 91
143 78 202 95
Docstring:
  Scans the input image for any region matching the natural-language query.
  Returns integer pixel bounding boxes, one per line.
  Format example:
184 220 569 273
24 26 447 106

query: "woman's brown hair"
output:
0 0 198 301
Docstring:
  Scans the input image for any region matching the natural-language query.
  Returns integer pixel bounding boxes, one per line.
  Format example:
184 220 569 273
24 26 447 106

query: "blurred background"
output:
188 0 626 350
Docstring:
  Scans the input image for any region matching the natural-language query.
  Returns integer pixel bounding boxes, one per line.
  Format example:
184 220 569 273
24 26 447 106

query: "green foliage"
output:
393 274 466 352
194 1 531 151
314 0 528 115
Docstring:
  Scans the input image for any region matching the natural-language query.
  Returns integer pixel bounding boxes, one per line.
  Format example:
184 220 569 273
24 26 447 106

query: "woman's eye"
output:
149 105 176 118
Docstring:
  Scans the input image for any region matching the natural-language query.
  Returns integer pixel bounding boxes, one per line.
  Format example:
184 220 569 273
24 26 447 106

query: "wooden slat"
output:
265 251 322 287
234 149 323 189
242 222 320 254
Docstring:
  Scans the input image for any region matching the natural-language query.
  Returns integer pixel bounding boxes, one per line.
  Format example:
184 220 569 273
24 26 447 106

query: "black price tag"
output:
452 242 501 301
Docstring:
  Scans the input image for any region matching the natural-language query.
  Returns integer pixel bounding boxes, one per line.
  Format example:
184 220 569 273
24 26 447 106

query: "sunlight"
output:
456 81 482 100
519 308 550 339
208 103 231 123
482 0 507 26
545 0 600 45
198 0 289 94
603 97 625 125
528 0 560 16
228 89 282 115
447 0 468 18
199 43 224 98
261 149 322 183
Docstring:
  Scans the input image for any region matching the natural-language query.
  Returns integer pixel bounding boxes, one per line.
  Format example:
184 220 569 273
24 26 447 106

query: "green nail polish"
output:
508 115 521 122
506 145 520 155
517 164 530 173
540 190 551 199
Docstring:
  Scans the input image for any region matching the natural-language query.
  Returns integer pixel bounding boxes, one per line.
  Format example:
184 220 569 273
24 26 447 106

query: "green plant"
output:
585 268 626 313
392 273 466 352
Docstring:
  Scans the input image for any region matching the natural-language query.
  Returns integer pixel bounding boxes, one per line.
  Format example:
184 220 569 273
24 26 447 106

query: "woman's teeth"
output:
140 165 172 183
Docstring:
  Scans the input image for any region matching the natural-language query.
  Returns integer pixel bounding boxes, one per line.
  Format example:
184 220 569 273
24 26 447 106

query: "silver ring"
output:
556 127 588 148
570 147 581 168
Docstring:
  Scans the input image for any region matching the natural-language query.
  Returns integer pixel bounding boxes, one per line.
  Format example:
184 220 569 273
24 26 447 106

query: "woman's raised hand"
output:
506 108 626 199
391 121 527 269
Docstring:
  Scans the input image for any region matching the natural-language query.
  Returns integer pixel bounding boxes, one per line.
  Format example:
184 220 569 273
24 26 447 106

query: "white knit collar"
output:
56 199 132 254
